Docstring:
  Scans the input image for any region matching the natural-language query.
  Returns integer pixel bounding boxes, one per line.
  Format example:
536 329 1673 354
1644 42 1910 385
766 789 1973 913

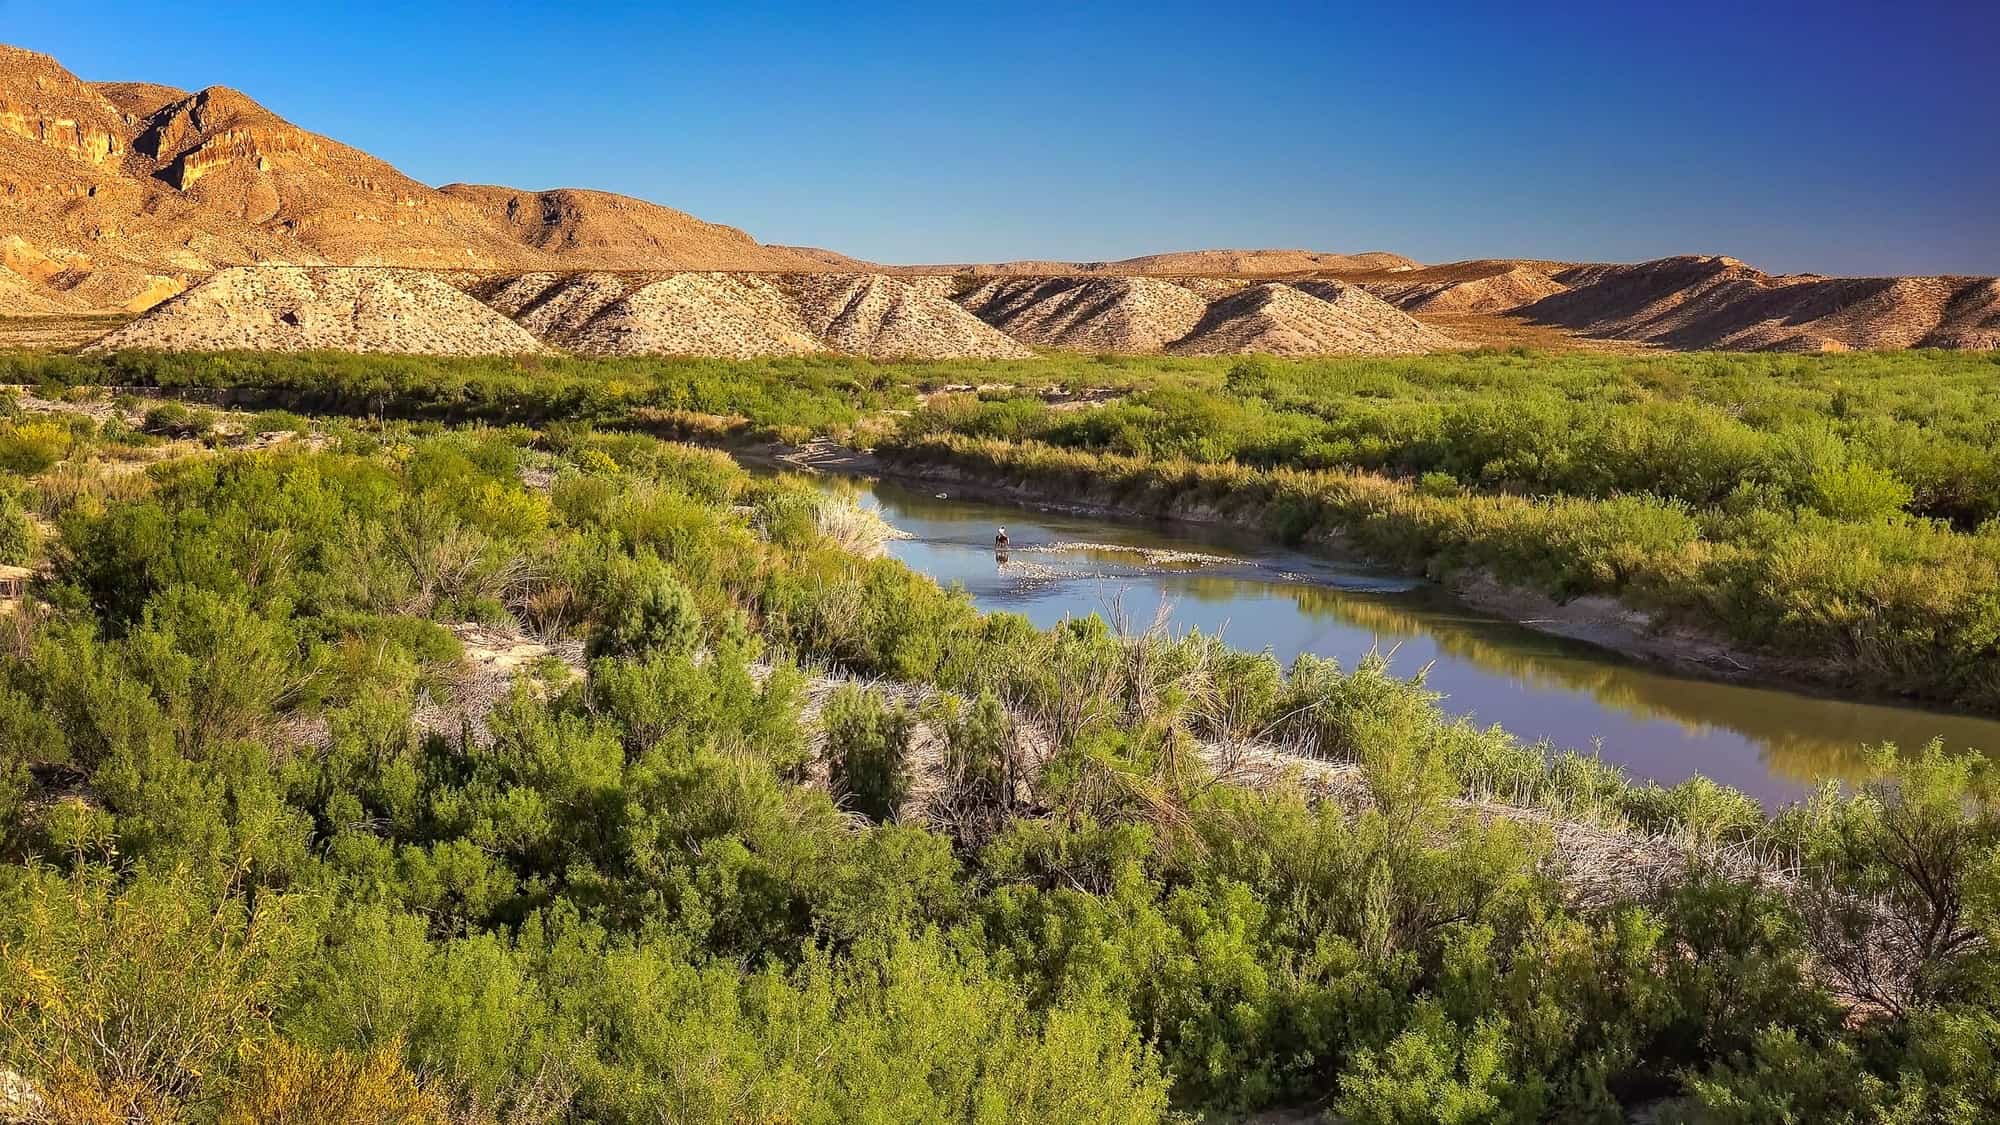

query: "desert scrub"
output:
0 422 1995 1120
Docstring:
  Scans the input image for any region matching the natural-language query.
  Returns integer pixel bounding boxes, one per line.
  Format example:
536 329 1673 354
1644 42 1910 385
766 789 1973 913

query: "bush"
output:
0 489 33 564
142 401 216 438
592 552 703 658
0 421 69 474
824 685 915 822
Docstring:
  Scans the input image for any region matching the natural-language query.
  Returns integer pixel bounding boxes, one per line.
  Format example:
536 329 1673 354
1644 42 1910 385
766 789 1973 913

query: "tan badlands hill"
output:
782 274 1032 359
474 271 823 358
900 249 1418 278
90 266 544 355
458 269 1028 358
1518 256 2000 351
956 276 1210 352
1169 281 1459 356
100 267 1453 358
1351 260 1573 314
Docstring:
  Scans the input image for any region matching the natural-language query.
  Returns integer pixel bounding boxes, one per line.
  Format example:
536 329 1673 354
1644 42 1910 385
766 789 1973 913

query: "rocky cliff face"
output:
135 87 328 191
0 45 125 166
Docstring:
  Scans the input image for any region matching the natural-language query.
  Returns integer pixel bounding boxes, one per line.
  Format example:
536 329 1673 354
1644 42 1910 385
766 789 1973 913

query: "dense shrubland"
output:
8 347 2000 707
881 351 2000 709
0 415 1993 1123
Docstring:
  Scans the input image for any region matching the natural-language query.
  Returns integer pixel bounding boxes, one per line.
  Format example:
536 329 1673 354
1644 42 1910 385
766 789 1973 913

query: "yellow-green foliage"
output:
0 383 1993 1120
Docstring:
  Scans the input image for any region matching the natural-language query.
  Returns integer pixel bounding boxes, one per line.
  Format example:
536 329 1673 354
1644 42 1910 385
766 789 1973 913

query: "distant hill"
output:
1516 256 2000 351
895 249 1420 278
439 185 837 272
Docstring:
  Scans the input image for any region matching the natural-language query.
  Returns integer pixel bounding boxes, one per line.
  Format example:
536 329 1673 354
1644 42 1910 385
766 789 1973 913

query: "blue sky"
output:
7 0 1996 274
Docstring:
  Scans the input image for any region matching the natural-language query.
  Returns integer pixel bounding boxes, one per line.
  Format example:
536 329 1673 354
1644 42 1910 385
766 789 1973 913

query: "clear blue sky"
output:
7 0 1996 274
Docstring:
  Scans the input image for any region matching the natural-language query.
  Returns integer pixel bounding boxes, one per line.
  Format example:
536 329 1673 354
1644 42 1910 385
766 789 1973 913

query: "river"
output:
825 475 2000 808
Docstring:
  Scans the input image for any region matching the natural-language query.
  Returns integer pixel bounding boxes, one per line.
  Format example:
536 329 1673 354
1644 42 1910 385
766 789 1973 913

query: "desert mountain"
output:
957 276 1210 352
1169 281 1459 356
0 44 864 314
8 43 1993 353
440 185 835 272
123 86 539 267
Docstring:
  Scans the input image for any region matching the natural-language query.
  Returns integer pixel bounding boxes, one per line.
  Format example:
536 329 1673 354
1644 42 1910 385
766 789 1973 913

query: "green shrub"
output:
0 420 69 474
825 685 915 822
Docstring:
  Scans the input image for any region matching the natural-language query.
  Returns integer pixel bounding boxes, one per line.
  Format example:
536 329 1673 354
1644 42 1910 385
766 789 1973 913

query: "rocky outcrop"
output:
136 88 327 192
0 45 125 166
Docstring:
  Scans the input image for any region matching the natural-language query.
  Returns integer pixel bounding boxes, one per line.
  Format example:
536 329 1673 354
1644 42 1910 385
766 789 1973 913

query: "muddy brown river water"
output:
823 475 2000 808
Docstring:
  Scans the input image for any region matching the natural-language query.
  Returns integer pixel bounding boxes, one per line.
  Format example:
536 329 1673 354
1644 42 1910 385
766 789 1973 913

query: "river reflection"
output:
820 477 2000 808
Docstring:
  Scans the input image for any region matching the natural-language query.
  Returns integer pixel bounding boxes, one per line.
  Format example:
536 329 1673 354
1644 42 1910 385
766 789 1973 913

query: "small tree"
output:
1796 742 2000 1016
